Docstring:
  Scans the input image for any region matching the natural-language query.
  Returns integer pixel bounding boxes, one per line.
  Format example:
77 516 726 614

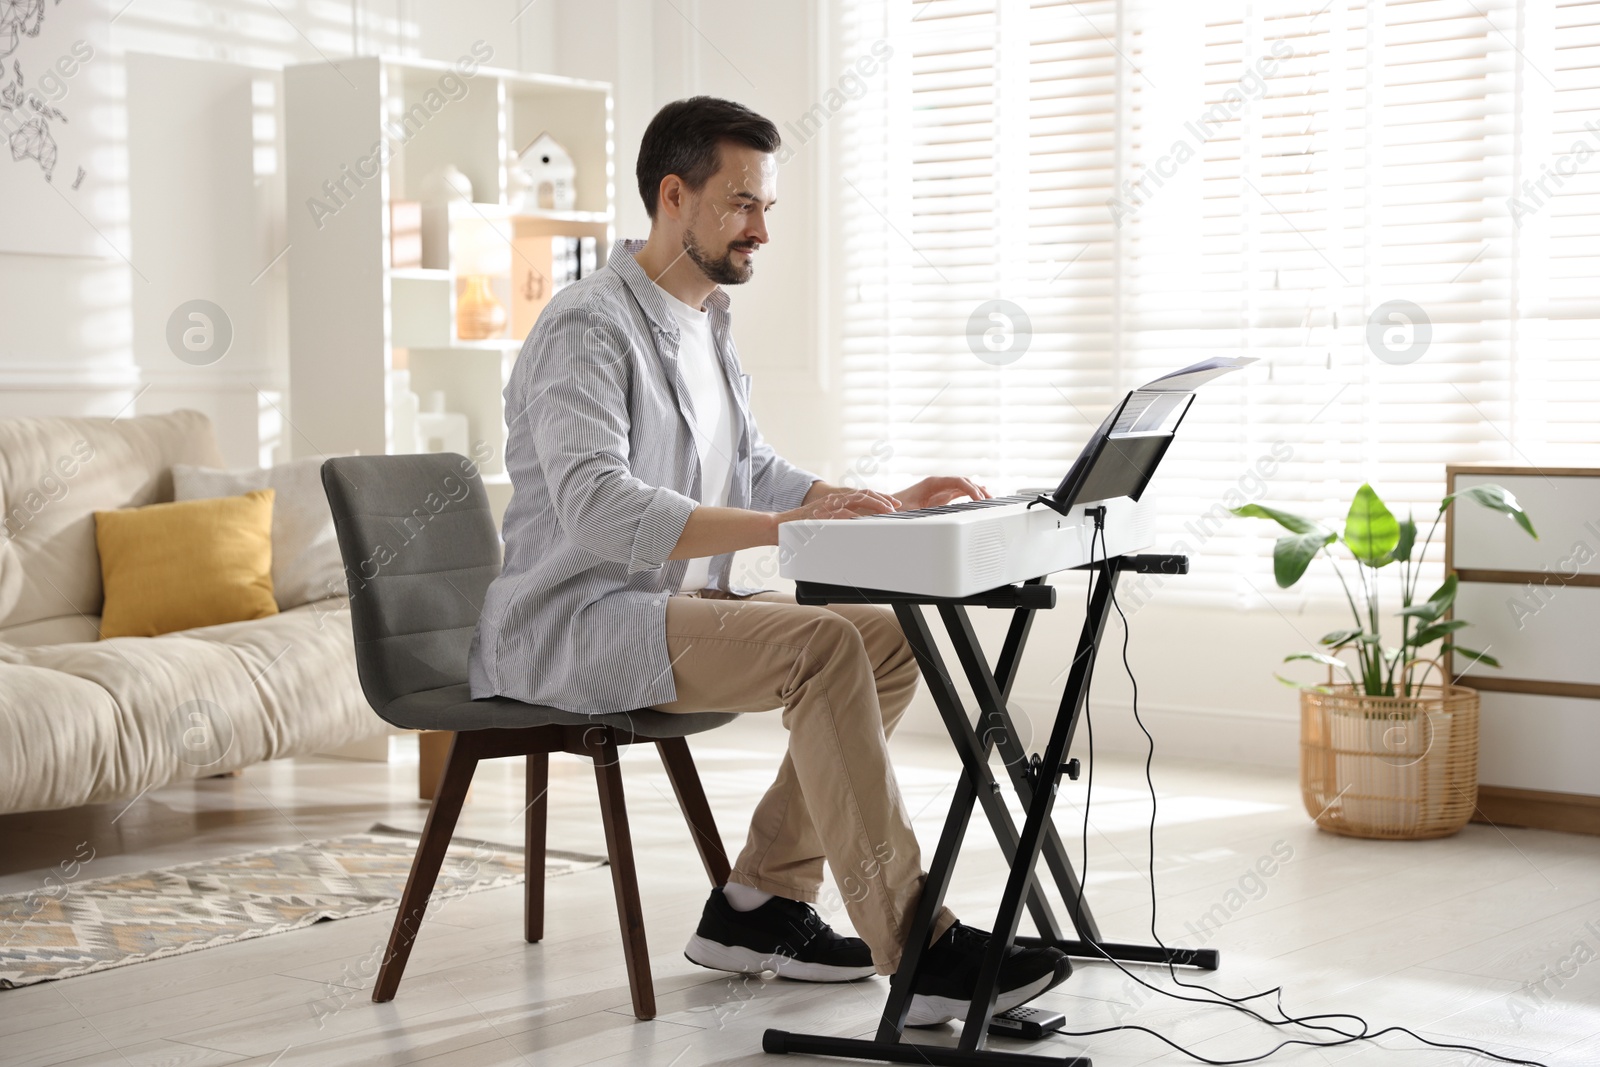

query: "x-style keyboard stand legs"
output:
765 555 1215 1066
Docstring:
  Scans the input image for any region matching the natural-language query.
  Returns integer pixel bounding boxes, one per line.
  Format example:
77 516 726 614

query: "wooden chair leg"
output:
372 735 477 1003
525 751 548 943
417 730 455 801
589 729 655 1021
656 737 731 887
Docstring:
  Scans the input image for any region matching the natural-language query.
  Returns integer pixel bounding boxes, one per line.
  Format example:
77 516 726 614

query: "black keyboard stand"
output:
763 553 1216 1067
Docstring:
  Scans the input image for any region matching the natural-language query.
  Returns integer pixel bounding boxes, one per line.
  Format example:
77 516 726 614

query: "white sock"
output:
722 882 775 912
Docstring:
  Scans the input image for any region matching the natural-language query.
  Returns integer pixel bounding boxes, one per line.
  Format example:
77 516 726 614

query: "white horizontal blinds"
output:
1515 0 1600 463
833 0 1600 605
841 1 1010 481
837 0 1123 488
1304 0 1522 596
899 3 1004 475
1346 0 1521 496
1108 1 1278 600
1114 0 1527 604
1023 0 1123 482
835 0 897 468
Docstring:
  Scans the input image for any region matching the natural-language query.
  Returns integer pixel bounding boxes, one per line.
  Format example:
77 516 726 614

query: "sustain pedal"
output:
986 1004 1066 1041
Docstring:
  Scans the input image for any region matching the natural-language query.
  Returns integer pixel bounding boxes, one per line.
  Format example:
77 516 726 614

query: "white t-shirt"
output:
653 281 737 592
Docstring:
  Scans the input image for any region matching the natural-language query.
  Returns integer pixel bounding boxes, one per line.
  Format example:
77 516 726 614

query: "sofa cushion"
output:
0 596 380 814
94 488 279 638
0 615 101 647
174 457 347 611
0 410 225 643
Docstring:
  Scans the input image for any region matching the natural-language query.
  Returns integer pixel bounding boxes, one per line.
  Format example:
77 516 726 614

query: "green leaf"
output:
1400 574 1459 622
1443 644 1501 670
1390 514 1417 564
1412 619 1470 646
1319 629 1379 649
1284 651 1357 684
1441 484 1539 540
1285 651 1349 668
1343 483 1401 566
1430 572 1459 612
1273 530 1336 588
1275 673 1333 694
1230 503 1327 536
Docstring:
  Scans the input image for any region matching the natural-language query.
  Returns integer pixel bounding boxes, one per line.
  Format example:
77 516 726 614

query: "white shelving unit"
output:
1446 464 1600 835
284 55 614 522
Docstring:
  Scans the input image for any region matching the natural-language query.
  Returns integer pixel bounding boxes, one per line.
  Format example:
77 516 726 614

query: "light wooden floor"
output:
2 715 1597 1067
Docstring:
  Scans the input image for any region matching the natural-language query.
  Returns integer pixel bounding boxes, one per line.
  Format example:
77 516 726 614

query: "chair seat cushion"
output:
383 684 736 738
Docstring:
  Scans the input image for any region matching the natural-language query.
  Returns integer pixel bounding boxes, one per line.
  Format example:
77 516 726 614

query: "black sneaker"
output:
906 921 1071 1027
684 887 877 982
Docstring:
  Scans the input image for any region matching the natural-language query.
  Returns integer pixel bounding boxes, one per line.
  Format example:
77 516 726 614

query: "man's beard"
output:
683 228 756 285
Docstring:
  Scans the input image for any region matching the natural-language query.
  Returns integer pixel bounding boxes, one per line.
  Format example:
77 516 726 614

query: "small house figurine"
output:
514 132 576 212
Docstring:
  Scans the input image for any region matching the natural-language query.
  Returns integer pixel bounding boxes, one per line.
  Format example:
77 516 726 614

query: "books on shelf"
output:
512 235 598 339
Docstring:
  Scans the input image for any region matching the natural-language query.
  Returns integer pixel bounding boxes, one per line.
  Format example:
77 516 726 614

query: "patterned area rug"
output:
0 825 606 989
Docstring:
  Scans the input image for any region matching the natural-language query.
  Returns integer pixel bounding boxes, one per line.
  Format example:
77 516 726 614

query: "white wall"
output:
950 587 1352 768
0 0 555 467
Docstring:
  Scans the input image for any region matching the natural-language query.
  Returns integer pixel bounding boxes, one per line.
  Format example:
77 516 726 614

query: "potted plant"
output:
1231 483 1537 839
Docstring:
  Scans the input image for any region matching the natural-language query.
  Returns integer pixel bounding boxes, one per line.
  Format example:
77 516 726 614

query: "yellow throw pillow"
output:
94 488 279 639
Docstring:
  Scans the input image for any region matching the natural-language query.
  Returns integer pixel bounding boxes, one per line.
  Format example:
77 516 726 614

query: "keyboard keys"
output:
874 494 1033 520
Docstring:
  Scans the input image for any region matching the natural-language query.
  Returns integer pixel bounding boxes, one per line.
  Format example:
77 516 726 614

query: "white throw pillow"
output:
173 457 347 610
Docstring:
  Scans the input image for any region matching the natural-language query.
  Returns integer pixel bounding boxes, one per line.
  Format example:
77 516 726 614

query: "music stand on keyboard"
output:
764 387 1218 1067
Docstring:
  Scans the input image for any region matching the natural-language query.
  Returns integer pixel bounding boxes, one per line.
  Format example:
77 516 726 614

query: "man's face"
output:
680 143 777 286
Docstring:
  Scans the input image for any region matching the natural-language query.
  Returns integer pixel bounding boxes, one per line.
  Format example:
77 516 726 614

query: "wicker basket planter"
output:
1300 683 1480 840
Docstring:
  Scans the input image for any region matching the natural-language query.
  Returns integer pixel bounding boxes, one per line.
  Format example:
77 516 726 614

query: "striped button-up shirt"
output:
469 239 820 714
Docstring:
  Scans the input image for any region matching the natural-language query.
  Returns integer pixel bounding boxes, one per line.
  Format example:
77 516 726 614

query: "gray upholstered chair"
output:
321 453 736 1020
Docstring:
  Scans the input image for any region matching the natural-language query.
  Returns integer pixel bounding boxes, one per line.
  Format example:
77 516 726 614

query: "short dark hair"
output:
636 96 781 220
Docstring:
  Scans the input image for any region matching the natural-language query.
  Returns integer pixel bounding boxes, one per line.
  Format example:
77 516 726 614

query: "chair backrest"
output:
321 453 501 722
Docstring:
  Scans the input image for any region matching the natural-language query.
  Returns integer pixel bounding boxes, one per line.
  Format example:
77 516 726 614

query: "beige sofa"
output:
0 410 384 815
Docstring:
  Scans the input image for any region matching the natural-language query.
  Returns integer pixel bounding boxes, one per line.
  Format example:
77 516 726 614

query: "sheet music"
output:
1111 390 1191 436
1109 393 1159 434
1138 355 1257 393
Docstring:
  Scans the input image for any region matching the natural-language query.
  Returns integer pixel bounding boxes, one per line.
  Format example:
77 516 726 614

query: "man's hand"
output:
892 476 991 512
777 488 901 525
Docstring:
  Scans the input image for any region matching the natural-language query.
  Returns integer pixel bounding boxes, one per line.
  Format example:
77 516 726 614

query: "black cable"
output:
1042 518 1551 1067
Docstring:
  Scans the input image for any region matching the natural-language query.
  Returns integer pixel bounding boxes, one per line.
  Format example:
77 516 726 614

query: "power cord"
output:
1039 514 1552 1066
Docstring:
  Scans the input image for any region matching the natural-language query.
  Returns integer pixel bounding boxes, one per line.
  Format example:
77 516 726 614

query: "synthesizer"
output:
778 357 1254 597
777 493 1156 598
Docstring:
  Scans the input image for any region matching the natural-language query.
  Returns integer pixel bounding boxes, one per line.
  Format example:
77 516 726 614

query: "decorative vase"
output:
1299 682 1479 840
421 164 474 204
386 368 420 454
455 274 506 340
415 390 470 455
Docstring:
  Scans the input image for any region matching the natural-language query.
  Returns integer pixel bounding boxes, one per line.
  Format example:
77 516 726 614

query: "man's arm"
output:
667 506 780 559
667 488 902 559
667 476 994 559
521 308 699 573
683 371 987 559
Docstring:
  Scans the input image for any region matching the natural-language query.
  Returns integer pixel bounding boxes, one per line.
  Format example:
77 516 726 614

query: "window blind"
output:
828 0 1600 607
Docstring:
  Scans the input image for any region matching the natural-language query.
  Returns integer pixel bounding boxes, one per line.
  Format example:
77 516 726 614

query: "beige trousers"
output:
653 589 959 975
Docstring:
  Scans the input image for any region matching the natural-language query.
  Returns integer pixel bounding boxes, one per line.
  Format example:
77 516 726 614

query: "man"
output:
470 96 1069 1027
